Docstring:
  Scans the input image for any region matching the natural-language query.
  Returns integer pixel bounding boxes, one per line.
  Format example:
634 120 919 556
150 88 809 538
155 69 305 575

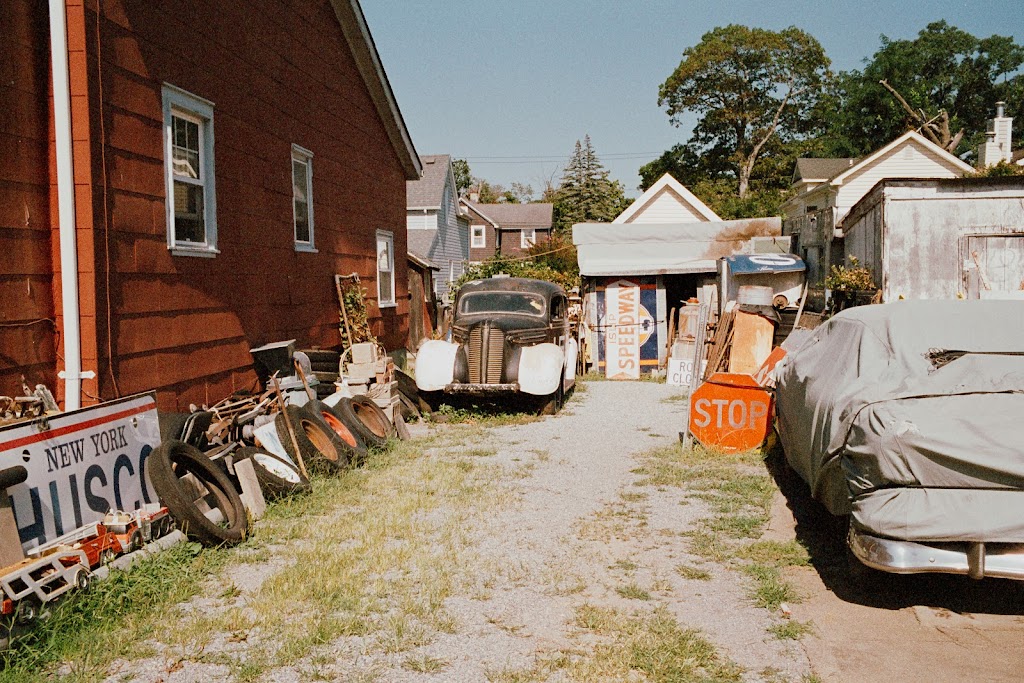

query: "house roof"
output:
465 202 553 229
793 158 858 183
459 198 498 227
406 231 436 261
613 173 720 223
830 130 974 185
406 155 451 209
407 251 439 271
329 0 421 180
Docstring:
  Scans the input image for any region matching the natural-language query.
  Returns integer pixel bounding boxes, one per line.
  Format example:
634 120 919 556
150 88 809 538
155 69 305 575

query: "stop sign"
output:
689 373 774 452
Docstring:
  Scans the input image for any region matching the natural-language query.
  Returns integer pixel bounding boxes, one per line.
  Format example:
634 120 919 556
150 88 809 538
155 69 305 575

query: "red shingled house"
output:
1 0 421 411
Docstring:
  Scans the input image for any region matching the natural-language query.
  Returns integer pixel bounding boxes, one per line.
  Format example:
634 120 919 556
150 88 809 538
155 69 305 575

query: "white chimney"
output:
979 101 1013 167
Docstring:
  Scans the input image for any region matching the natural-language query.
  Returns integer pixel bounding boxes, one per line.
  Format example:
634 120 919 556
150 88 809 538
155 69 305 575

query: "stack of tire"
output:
153 395 396 547
302 348 342 400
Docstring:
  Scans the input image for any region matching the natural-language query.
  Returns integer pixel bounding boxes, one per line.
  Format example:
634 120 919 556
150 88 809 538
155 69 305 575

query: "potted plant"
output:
824 256 878 312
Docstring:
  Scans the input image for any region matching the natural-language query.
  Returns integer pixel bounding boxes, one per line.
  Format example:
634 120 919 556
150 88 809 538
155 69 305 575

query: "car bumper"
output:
848 528 1024 580
444 383 520 396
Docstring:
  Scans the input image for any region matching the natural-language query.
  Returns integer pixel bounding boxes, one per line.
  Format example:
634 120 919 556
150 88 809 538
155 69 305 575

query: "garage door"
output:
964 235 1024 299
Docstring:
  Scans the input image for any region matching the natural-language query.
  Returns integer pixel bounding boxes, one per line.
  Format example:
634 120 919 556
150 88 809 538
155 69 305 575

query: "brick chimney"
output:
979 101 1013 167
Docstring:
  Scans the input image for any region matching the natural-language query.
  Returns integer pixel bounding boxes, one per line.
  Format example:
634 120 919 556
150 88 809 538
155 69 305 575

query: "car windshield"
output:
459 292 545 316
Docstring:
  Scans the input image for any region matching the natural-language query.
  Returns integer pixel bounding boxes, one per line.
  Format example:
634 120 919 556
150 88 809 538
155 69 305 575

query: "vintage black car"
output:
416 277 577 413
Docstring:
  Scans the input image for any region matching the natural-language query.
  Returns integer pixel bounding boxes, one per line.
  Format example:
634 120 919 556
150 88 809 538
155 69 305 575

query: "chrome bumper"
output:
444 382 520 395
848 528 1024 580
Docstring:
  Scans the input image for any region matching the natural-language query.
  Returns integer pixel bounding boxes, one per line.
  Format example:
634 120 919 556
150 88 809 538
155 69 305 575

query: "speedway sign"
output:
0 393 161 553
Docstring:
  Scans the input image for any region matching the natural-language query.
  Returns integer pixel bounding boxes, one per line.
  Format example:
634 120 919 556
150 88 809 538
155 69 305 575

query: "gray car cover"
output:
775 300 1024 543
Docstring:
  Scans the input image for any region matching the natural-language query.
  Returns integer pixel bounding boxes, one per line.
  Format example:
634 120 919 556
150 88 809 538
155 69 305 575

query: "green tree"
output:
826 21 1024 157
658 25 831 198
452 158 473 196
552 135 628 232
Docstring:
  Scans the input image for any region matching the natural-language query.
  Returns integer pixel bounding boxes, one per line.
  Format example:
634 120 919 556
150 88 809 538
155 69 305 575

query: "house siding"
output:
835 139 965 218
623 188 707 224
2 0 411 410
0 0 59 395
468 221 498 261
426 181 466 299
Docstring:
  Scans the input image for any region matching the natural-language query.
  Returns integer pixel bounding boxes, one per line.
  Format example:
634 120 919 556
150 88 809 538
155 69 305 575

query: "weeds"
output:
743 565 799 610
674 564 712 581
616 583 652 601
768 620 814 640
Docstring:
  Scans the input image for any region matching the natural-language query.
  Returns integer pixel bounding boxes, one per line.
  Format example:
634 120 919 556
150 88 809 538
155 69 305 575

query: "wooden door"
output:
964 235 1024 299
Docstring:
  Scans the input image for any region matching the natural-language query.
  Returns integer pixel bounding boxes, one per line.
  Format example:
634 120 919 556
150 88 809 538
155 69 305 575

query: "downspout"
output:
49 0 85 410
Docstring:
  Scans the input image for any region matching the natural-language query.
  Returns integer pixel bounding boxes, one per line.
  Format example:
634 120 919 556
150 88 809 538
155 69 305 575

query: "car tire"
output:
234 446 311 499
344 396 394 448
538 379 565 416
16 599 38 624
127 529 143 552
74 567 90 591
277 404 363 473
148 440 248 547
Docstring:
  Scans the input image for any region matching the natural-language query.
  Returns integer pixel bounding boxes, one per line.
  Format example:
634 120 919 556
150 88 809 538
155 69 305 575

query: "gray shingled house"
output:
406 155 470 302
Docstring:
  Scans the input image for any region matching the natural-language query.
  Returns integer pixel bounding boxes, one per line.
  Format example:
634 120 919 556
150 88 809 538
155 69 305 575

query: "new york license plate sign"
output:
0 393 161 553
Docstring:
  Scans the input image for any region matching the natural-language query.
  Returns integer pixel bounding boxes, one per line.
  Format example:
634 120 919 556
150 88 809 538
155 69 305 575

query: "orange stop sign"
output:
689 373 774 452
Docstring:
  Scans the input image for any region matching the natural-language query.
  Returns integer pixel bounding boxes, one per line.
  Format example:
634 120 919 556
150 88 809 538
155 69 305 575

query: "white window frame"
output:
471 225 486 248
291 144 316 252
521 228 536 249
377 230 396 308
162 84 217 257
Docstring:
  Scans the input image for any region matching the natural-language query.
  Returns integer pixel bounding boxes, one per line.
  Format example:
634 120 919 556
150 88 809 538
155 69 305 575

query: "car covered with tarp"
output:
775 300 1024 580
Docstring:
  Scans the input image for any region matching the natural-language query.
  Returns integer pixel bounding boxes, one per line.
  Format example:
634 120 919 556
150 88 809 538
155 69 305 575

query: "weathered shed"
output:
840 177 1024 301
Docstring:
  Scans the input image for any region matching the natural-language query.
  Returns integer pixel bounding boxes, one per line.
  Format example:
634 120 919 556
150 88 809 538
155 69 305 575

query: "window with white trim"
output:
292 145 315 250
471 225 486 248
377 230 395 307
162 85 217 255
521 228 536 249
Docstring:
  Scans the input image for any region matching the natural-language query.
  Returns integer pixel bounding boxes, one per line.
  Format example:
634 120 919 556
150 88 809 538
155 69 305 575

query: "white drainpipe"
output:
49 0 88 410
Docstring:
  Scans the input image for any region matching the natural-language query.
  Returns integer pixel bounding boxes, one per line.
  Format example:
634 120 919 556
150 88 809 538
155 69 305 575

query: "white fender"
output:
518 343 564 396
564 337 578 384
415 340 459 391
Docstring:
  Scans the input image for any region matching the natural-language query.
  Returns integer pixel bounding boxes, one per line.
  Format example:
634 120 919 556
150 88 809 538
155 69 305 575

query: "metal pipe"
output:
48 0 83 411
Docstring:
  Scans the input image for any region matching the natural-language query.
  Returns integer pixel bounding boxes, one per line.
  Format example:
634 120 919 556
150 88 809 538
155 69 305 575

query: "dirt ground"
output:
764 455 1024 683
65 380 1024 682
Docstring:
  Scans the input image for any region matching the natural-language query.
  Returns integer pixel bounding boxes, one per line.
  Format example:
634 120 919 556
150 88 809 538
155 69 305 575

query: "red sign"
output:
689 373 774 452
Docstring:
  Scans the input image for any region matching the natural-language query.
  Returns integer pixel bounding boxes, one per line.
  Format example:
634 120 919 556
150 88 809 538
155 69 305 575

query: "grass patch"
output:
402 654 448 673
767 620 814 640
736 540 810 568
0 540 225 682
610 559 638 571
660 393 690 403
706 513 769 539
568 608 742 682
573 604 624 634
10 426 507 681
616 583 652 601
674 564 712 581
431 403 540 427
743 565 799 610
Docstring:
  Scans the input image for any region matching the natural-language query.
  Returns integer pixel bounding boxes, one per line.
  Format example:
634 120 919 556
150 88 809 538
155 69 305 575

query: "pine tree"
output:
552 135 627 233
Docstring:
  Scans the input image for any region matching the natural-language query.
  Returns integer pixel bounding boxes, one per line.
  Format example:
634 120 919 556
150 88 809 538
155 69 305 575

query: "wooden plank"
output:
703 310 734 380
728 311 775 375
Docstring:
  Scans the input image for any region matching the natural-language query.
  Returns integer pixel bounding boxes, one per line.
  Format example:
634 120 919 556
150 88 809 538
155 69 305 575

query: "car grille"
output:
467 323 505 384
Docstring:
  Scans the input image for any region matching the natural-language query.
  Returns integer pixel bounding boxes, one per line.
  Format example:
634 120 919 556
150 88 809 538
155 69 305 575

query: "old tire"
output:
148 440 248 547
394 412 412 441
234 446 310 499
158 412 190 443
277 404 363 473
343 396 394 448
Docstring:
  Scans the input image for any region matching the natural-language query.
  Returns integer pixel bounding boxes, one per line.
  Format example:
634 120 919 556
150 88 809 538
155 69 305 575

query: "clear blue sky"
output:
361 0 1021 198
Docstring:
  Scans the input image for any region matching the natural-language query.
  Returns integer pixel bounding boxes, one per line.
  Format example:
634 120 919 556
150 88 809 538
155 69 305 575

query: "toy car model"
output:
0 547 89 623
416 277 577 413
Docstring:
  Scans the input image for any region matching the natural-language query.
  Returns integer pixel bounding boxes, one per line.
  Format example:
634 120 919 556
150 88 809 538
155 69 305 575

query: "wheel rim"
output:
253 453 302 483
302 418 341 462
320 411 358 448
352 402 387 438
77 570 89 590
